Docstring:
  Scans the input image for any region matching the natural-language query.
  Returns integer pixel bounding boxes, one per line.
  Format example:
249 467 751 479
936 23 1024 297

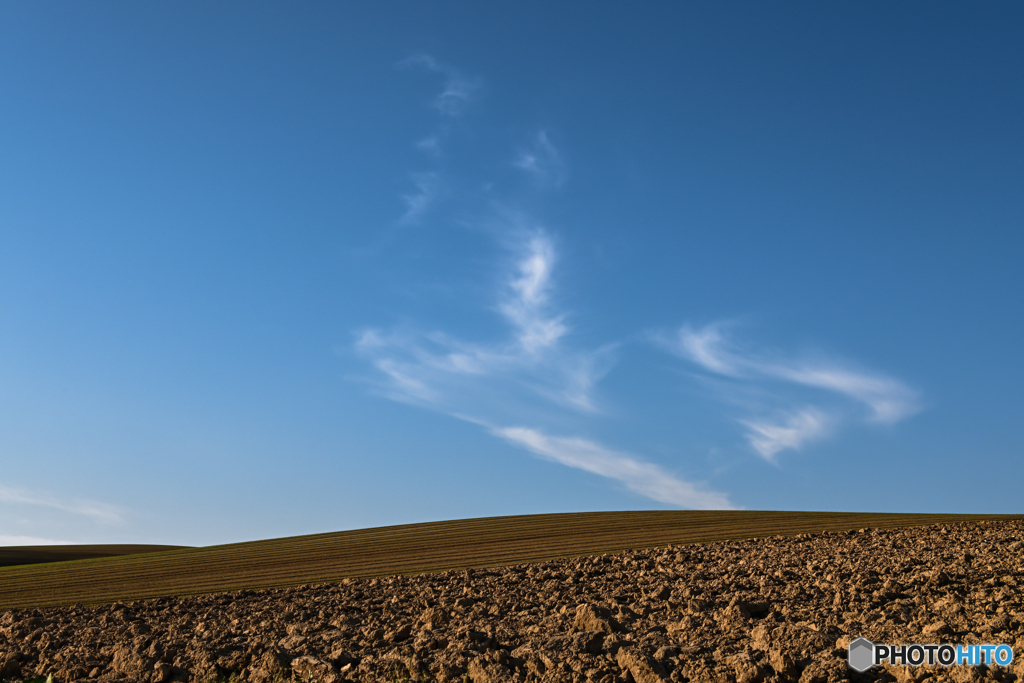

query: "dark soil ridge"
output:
1 519 1021 683
0 546 189 569
1 511 1017 610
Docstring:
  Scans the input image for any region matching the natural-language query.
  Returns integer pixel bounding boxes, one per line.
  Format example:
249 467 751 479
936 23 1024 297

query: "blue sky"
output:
1 3 1022 546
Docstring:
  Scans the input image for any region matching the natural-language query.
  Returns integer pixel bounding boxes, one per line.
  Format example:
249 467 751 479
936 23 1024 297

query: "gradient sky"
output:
2 3 1022 546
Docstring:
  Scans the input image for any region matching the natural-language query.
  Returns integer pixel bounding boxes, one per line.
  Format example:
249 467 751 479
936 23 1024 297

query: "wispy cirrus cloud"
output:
395 55 483 222
0 535 72 546
663 322 920 461
358 56 733 509
675 323 920 423
740 409 830 462
356 230 733 508
499 232 568 354
767 365 919 424
357 230 605 414
358 55 918 506
399 54 481 117
494 426 734 509
0 484 125 524
399 172 440 224
416 135 441 155
514 131 566 188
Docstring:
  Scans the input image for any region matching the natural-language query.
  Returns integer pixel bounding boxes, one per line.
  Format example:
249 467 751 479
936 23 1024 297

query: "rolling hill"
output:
0 510 1018 610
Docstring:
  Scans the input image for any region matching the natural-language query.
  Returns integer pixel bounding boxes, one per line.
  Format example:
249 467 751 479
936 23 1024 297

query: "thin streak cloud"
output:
0 535 72 546
500 234 567 354
399 172 439 224
416 135 441 155
493 426 734 509
356 230 729 508
674 323 921 424
513 131 566 188
0 484 125 524
659 323 920 460
358 59 732 509
399 54 481 117
356 230 604 414
768 366 919 424
740 409 830 463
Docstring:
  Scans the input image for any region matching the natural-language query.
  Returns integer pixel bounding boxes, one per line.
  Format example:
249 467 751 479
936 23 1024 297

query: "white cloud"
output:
395 56 482 219
493 426 734 509
399 172 439 224
666 323 920 459
500 234 567 354
434 75 479 116
356 230 728 508
0 484 124 524
416 135 441 154
359 63 733 509
399 54 481 117
513 131 566 187
400 53 443 71
0 535 72 546
677 324 741 376
769 366 918 424
740 409 830 463
355 230 603 413
675 323 920 423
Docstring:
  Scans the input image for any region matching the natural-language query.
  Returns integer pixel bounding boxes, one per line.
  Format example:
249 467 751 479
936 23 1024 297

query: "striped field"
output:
0 544 187 568
1 510 1018 610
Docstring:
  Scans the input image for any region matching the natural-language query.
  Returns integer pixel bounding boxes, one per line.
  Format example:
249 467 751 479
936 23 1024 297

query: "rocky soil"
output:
1 520 1021 683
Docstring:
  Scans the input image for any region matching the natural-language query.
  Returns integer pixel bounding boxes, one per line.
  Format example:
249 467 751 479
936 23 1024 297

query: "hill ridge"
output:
1 510 1019 609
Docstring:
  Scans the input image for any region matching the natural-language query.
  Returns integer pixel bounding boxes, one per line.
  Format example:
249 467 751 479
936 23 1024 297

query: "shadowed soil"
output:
0 546 188 569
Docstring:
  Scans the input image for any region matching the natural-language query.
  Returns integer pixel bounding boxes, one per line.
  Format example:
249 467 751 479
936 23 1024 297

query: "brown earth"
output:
1 519 1022 683
0 546 188 569
1 512 1012 610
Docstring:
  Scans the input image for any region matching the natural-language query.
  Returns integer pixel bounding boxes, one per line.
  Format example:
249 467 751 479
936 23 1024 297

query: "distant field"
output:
0 544 188 568
1 511 1018 610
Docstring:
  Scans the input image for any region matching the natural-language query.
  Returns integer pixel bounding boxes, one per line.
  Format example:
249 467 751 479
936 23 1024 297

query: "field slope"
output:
1 510 1018 610
0 544 188 568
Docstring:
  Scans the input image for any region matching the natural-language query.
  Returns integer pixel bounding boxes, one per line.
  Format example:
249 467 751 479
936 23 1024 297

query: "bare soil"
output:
1 512 1007 610
1 520 1021 683
0 546 187 569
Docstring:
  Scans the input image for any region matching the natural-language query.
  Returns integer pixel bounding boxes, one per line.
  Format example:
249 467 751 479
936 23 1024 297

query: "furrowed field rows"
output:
0 544 187 568
1 511 1018 610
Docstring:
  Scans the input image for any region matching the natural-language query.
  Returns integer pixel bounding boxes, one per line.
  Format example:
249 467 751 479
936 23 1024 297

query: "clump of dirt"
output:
1 520 1021 683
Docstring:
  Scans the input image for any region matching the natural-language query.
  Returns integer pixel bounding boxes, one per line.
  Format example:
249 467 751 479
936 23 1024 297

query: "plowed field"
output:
0 510 1018 610
0 544 186 568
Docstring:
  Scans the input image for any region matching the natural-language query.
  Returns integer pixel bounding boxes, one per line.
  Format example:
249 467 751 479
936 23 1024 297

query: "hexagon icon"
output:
848 637 875 672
